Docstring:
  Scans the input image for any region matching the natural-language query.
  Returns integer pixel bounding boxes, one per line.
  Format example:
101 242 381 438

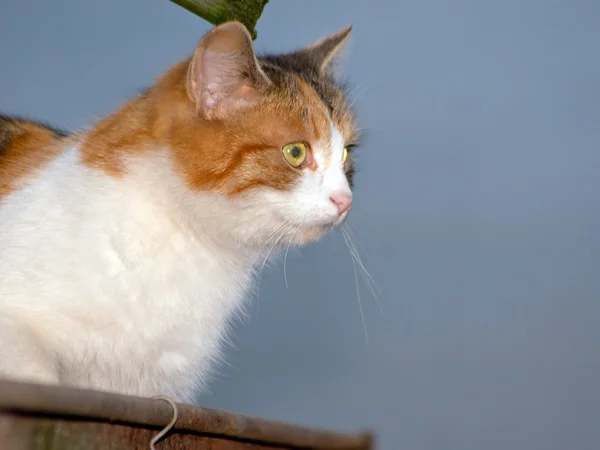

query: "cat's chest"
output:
97 232 254 337
0 146 257 355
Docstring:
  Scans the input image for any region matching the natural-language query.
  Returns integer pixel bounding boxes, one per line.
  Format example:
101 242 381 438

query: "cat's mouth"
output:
266 207 350 245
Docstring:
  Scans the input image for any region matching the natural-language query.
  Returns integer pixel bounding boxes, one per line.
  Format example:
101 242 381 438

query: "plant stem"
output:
168 0 270 39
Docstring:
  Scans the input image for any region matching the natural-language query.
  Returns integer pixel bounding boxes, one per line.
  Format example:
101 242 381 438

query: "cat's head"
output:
168 22 360 247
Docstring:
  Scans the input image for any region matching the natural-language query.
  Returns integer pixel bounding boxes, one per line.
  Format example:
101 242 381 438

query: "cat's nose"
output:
329 191 353 215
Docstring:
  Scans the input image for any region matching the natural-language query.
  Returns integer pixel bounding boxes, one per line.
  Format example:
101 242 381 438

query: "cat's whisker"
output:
347 81 365 99
345 222 382 304
347 217 377 245
251 220 293 299
343 224 381 303
347 234 369 345
283 236 292 289
255 222 294 298
251 221 287 294
341 226 380 316
348 84 367 109
282 222 305 288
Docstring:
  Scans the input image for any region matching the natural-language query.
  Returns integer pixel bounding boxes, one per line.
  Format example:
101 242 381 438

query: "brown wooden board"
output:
0 379 374 450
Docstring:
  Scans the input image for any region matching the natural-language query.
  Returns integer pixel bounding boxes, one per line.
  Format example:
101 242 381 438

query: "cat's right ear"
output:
186 22 271 120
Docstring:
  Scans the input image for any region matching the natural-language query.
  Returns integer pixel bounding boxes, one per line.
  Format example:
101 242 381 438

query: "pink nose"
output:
329 191 353 215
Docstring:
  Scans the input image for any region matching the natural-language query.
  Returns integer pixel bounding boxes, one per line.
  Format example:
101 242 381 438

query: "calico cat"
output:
0 22 359 403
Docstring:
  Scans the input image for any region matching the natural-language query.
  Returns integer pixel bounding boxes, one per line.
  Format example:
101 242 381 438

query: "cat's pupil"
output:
291 146 300 158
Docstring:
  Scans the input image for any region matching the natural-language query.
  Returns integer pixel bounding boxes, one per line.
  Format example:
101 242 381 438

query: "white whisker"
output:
343 224 382 311
283 236 292 289
350 242 369 344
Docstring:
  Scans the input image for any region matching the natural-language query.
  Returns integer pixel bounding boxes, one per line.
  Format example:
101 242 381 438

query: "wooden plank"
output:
0 379 374 449
0 415 283 449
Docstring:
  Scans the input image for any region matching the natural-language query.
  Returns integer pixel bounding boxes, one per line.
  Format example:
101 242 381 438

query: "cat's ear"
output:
296 25 352 75
186 21 270 120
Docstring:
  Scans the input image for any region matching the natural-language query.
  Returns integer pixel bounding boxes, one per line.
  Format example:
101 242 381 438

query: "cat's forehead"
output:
258 55 359 144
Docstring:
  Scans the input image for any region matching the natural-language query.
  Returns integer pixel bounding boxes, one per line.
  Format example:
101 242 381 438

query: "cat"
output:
0 21 360 403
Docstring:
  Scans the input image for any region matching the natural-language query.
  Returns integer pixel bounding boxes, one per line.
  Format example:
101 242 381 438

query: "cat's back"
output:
0 114 69 198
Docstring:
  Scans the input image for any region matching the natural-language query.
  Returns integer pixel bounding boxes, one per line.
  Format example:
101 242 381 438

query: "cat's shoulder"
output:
0 114 69 155
0 114 70 197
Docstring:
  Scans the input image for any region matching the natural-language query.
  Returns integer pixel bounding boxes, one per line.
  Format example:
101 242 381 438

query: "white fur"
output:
0 125 351 402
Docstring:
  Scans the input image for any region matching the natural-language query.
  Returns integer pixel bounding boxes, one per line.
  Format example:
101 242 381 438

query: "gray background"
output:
1 1 599 449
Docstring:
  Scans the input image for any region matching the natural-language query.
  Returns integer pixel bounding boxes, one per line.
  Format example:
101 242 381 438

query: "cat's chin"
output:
288 216 348 245
294 227 331 245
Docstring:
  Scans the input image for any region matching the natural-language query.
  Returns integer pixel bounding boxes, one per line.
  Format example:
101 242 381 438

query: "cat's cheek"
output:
295 170 350 225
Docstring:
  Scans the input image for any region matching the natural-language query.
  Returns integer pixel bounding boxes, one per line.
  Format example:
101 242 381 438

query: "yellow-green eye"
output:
343 147 349 162
282 142 307 167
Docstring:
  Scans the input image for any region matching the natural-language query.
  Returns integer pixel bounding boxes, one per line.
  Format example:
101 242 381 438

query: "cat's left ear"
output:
186 21 271 120
296 25 352 75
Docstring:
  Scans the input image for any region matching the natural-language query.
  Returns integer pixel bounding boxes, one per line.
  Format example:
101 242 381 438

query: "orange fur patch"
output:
0 118 68 198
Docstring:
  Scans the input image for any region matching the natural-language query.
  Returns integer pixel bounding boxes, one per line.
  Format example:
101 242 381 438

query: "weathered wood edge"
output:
0 379 373 449
168 0 270 39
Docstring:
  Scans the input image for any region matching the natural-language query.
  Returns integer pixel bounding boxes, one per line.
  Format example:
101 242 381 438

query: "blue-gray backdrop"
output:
1 1 599 449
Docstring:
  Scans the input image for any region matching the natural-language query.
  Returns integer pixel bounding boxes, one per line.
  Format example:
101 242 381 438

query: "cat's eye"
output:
343 147 348 162
282 142 307 167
